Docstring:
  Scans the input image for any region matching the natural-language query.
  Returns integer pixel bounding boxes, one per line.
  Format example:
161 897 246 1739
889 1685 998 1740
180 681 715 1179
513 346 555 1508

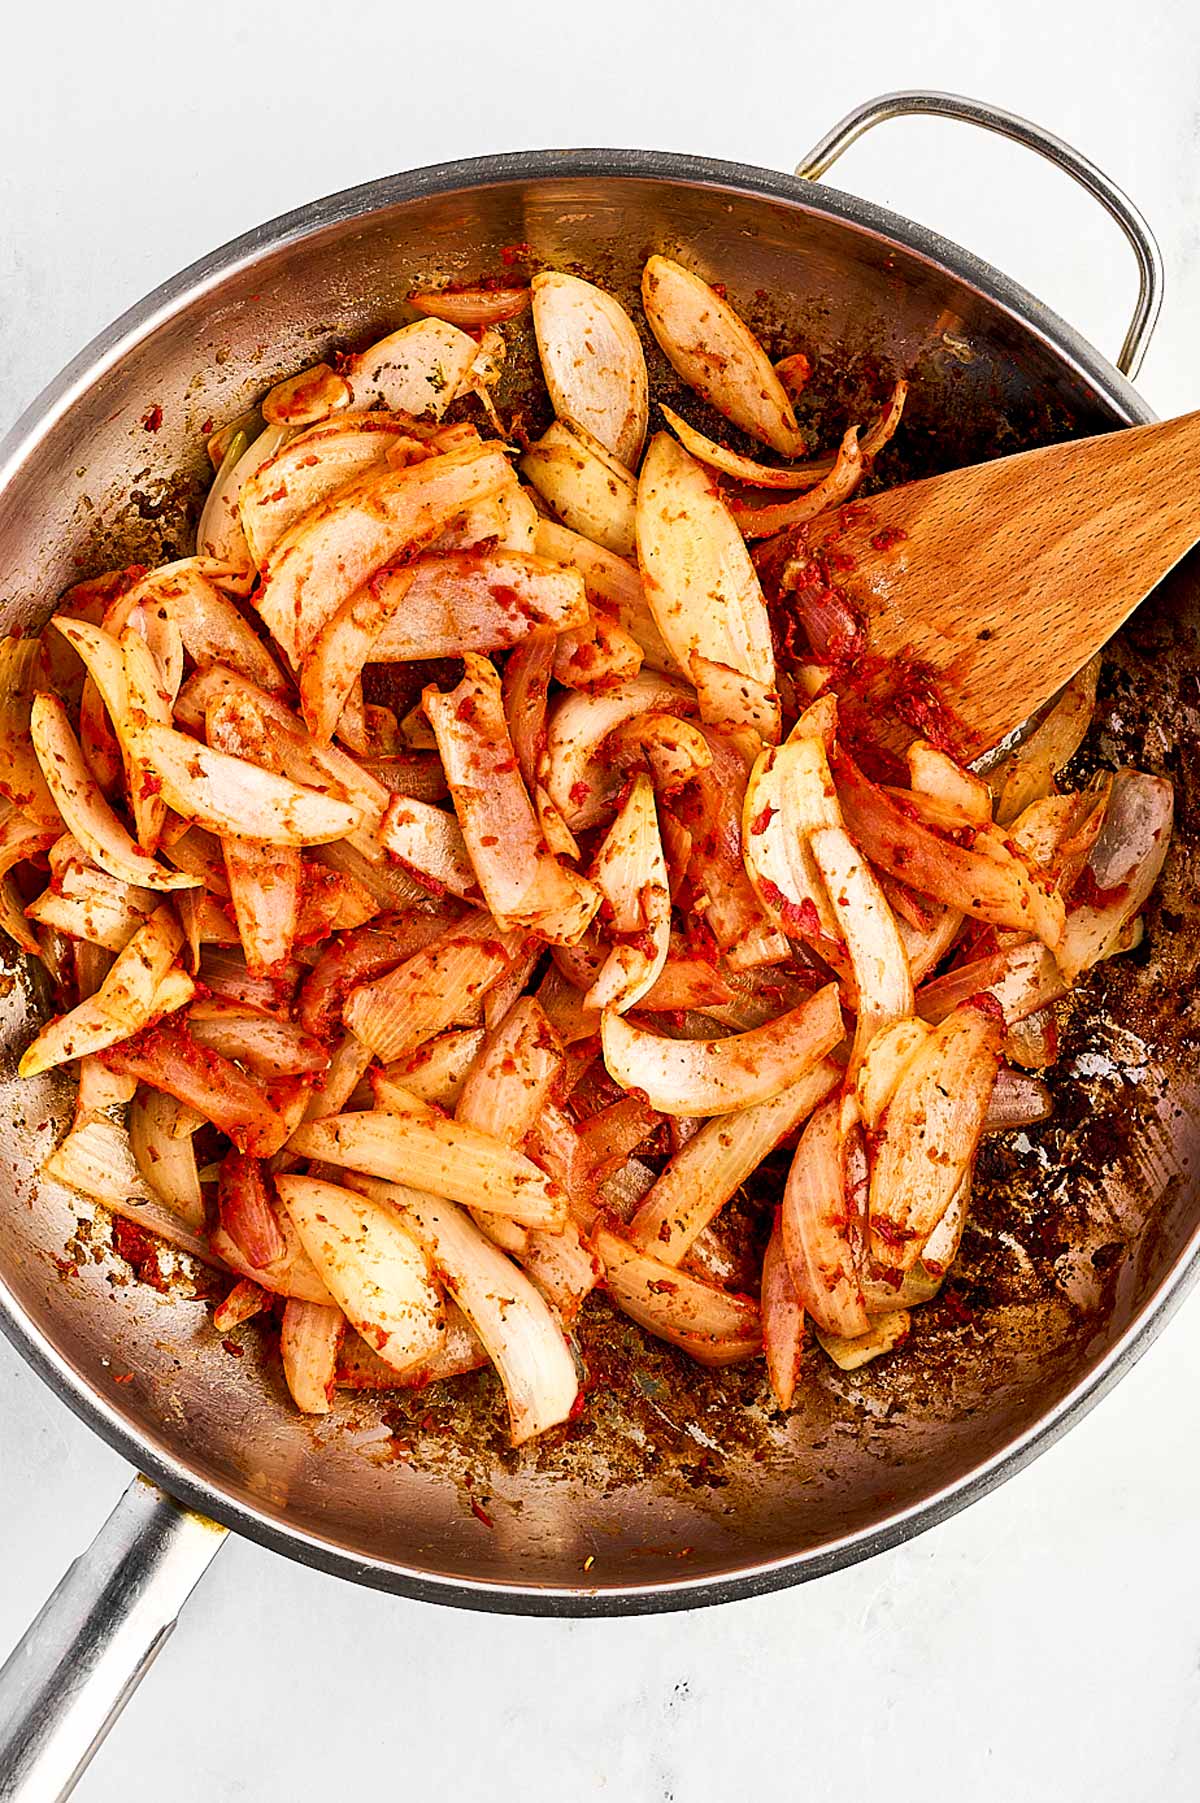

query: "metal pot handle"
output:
0 1475 226 1801
795 89 1164 380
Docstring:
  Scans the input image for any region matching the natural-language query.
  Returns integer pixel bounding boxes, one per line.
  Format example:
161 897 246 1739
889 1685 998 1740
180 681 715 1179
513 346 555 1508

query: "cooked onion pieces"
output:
519 419 638 557
289 1108 568 1230
641 256 803 456
782 1095 870 1338
636 433 779 742
594 1228 762 1366
584 773 670 1012
531 271 649 467
601 982 843 1116
276 1173 443 1373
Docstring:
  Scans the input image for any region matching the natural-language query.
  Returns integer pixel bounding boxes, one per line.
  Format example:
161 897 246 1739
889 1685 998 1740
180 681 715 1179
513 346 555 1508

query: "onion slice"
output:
601 981 843 1116
288 1108 567 1230
533 519 678 673
276 1172 443 1373
280 1299 345 1414
868 1001 1003 1271
728 428 863 539
1056 769 1173 982
343 914 521 1062
993 656 1101 826
135 720 362 846
369 550 588 661
102 1021 289 1157
520 419 638 557
544 670 693 831
258 440 511 667
782 1094 870 1337
585 773 671 1012
641 256 803 455
531 271 649 466
240 412 414 566
345 318 479 418
425 653 600 942
359 1179 579 1444
809 824 913 1069
660 403 834 489
761 1214 805 1410
594 1227 762 1366
835 748 1064 944
0 639 63 829
636 433 779 742
628 1059 840 1263
410 285 531 328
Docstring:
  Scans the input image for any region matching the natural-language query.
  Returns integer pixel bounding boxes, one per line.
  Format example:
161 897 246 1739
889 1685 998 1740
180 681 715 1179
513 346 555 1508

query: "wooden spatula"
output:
800 409 1200 753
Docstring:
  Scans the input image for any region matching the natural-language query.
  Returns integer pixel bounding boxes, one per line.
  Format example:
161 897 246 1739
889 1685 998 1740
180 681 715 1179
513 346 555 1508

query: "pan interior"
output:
2 162 1197 1604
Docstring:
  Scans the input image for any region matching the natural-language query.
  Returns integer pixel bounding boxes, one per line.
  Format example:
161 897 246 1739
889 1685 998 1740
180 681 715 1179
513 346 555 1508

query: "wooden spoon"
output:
798 410 1200 753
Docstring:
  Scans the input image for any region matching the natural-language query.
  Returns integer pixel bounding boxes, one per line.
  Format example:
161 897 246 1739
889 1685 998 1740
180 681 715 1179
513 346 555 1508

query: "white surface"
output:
3 2 1200 1797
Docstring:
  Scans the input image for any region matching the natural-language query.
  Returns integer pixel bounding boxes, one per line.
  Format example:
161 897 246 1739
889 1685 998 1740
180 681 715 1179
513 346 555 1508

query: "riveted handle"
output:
795 90 1163 380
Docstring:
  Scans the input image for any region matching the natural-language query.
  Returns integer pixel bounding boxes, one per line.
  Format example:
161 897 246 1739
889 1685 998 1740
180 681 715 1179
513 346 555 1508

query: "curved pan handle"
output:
795 89 1164 380
0 1475 226 1801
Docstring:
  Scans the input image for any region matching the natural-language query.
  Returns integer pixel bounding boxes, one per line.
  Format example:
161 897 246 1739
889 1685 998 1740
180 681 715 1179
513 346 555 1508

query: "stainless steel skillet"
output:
2 91 1196 1803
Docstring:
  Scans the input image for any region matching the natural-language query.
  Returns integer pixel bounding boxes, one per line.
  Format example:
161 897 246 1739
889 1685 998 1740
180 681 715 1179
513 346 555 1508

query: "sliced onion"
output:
917 939 1065 1027
1056 770 1173 983
544 670 692 831
907 740 992 828
455 997 563 1148
641 256 803 455
636 433 778 738
42 1114 215 1263
410 285 531 328
688 653 778 747
19 938 193 1079
239 411 413 566
379 1028 484 1110
343 915 519 1061
810 824 913 1069
816 1310 911 1371
601 980 842 1116
187 1001 329 1076
217 1150 287 1269
501 627 556 794
263 363 352 428
369 550 588 662
835 748 1064 943
854 1017 931 1131
102 1020 289 1157
425 653 600 942
985 1066 1052 1131
781 1094 870 1337
378 795 481 901
298 910 459 1038
212 1279 269 1333
276 1172 444 1373
346 318 479 418
0 638 64 830
553 612 643 691
897 903 966 986
728 428 863 540
289 1108 567 1231
675 727 789 969
519 1223 601 1328
26 857 154 954
1003 1005 1058 1070
742 730 843 945
531 271 649 467
594 1227 762 1366
761 1213 805 1410
334 1301 485 1389
868 1001 1002 1272
359 1179 579 1443
629 1059 839 1263
533 965 600 1048
125 1087 204 1231
520 419 637 556
127 561 289 695
660 403 834 489
608 713 713 798
993 655 1101 825
574 1092 661 1182
197 422 292 585
280 1299 345 1414
136 715 362 847
585 773 670 1013
257 440 511 666
533 519 678 673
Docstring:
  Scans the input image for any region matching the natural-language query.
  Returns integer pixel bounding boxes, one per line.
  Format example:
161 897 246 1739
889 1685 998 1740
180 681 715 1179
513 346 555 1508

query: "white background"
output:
3 2 1200 1797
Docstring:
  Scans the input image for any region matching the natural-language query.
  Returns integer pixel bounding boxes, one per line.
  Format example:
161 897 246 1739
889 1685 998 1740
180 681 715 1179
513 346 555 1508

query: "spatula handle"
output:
795 89 1163 380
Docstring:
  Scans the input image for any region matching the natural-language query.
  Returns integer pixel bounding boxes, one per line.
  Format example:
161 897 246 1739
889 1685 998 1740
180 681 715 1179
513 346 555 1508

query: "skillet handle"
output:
794 89 1164 380
0 1474 226 1802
